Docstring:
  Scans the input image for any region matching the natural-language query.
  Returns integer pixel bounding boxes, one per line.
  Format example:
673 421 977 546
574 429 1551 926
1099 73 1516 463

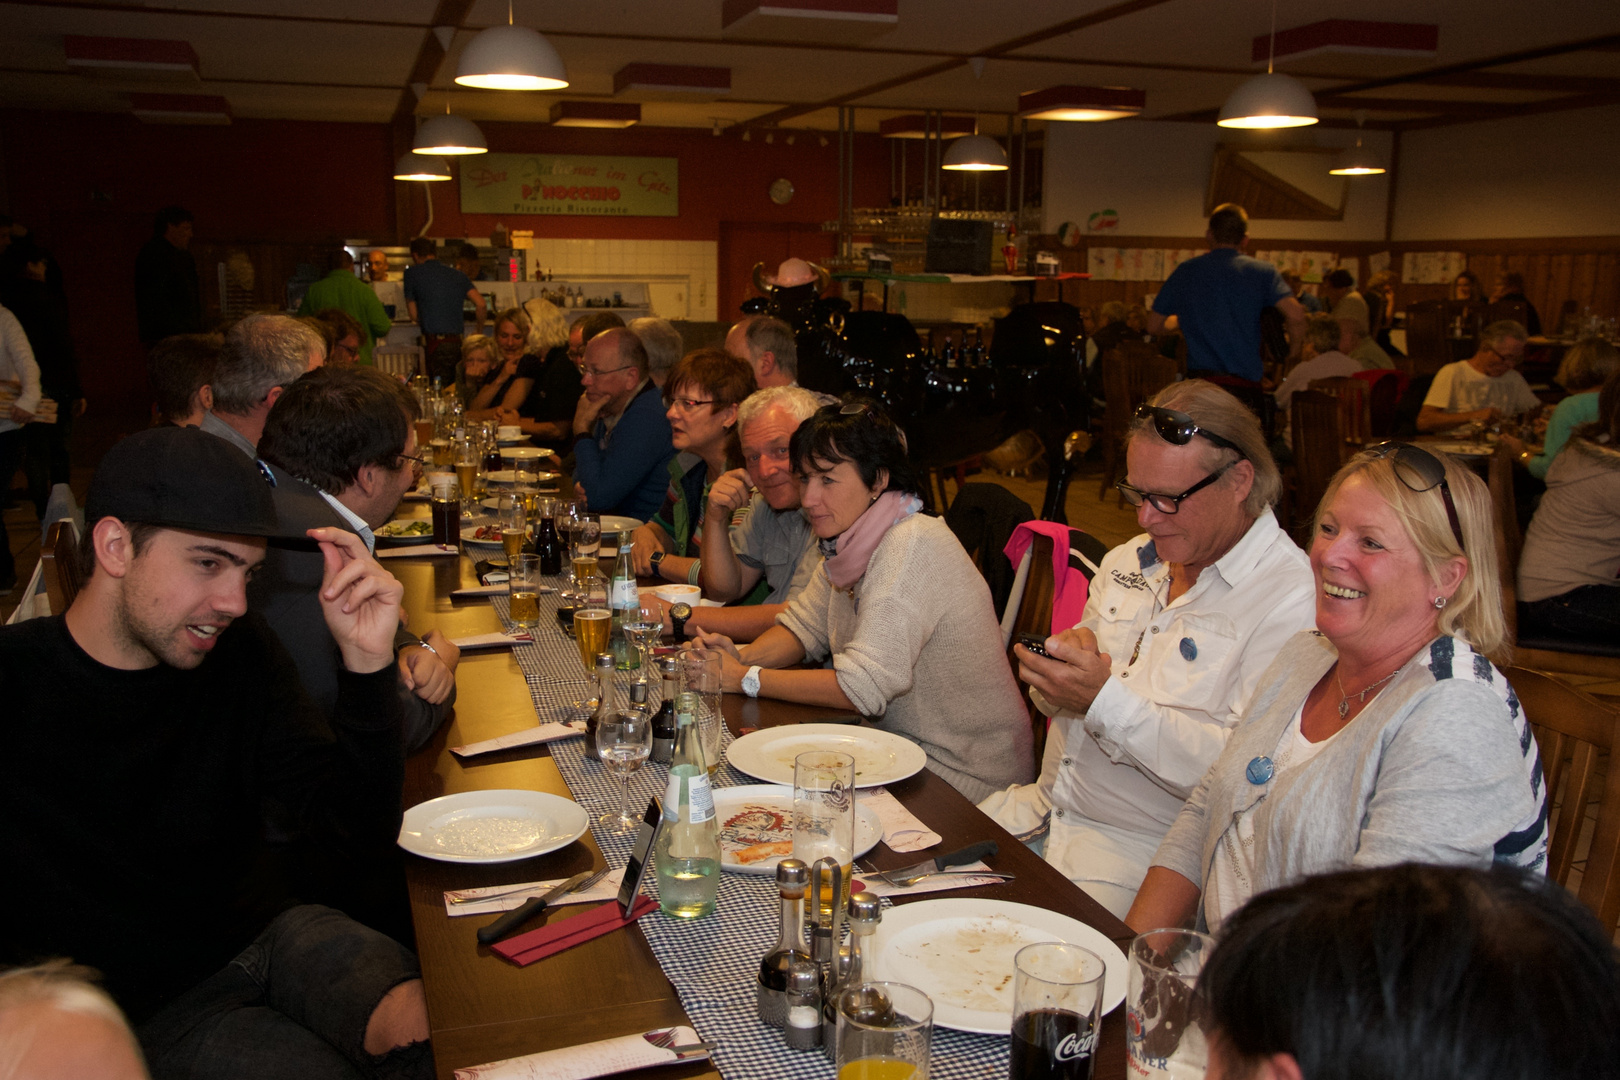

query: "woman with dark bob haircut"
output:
693 400 1034 801
1197 863 1620 1080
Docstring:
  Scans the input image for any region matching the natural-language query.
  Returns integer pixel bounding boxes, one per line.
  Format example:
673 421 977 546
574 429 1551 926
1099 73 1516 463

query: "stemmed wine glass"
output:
596 702 652 834
622 593 665 683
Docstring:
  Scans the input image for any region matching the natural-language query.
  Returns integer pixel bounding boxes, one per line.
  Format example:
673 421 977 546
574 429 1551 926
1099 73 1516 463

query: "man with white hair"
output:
1417 320 1540 432
631 316 684 389
0 962 148 1080
199 313 324 455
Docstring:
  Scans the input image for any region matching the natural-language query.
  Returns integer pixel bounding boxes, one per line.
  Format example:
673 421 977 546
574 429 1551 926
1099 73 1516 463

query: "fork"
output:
449 866 610 906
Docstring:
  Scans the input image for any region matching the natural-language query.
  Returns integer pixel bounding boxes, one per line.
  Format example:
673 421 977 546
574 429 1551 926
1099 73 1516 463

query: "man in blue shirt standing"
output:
403 238 485 383
1149 204 1305 385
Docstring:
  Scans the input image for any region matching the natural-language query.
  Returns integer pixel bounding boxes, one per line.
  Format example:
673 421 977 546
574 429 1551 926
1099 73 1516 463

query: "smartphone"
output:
1017 632 1051 658
618 795 664 918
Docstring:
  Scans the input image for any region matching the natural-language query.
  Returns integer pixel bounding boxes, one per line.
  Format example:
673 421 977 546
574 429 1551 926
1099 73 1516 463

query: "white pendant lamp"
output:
393 153 451 181
413 111 487 155
942 133 1008 172
1218 0 1318 129
1329 137 1385 176
454 0 567 91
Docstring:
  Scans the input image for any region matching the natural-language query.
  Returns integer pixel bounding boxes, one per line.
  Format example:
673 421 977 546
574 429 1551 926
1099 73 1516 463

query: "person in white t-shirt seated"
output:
1272 314 1362 440
1417 320 1541 433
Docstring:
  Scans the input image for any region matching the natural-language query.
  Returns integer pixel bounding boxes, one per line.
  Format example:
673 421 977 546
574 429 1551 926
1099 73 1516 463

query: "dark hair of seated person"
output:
257 364 420 494
789 398 923 499
146 333 219 425
1198 863 1620 1080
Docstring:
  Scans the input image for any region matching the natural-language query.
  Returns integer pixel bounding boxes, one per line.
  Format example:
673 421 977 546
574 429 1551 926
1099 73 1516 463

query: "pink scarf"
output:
821 491 923 590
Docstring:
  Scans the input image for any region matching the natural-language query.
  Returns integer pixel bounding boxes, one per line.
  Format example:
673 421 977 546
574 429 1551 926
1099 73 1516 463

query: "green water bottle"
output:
654 692 720 918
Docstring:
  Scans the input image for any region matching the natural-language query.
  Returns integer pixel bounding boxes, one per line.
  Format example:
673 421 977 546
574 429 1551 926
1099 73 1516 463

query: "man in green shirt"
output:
297 249 392 366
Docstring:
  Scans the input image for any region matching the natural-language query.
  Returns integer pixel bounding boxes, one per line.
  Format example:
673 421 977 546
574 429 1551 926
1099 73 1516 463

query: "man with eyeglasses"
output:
571 327 674 523
1417 319 1541 433
980 380 1315 919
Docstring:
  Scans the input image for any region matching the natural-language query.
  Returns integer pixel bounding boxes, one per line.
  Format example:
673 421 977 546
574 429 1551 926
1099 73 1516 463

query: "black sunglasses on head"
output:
1363 441 1466 553
1136 405 1244 457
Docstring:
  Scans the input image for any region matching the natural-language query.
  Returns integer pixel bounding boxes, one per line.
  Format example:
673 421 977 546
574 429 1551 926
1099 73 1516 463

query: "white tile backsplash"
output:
525 238 717 321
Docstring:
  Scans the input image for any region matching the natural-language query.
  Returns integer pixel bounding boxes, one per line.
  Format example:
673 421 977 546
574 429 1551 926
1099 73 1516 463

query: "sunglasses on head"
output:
1363 441 1466 553
1136 405 1244 457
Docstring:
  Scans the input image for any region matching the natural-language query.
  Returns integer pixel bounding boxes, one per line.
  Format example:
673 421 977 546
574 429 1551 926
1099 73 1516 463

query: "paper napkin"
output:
448 721 586 761
453 1025 706 1080
863 786 943 851
443 865 624 917
492 895 657 967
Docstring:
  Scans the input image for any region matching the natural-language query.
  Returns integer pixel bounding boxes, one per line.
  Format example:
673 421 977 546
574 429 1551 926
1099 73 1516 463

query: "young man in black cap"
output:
0 426 432 1079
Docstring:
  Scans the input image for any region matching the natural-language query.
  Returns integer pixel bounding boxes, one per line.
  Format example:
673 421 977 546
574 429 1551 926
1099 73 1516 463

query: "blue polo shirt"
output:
1152 248 1290 382
403 260 474 335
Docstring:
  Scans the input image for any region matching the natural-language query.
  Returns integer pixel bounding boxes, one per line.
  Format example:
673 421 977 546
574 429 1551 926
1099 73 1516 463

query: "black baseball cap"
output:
85 426 296 539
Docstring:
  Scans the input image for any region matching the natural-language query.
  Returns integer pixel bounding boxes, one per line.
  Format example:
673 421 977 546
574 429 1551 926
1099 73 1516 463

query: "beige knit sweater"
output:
778 513 1035 802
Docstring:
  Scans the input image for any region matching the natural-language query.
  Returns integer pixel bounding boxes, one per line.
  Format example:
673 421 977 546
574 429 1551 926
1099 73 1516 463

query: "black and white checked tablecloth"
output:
488 587 1010 1079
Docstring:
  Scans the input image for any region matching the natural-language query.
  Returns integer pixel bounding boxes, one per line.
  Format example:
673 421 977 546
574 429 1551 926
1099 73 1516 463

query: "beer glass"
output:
793 750 855 924
834 981 932 1080
508 553 542 630
1010 943 1105 1080
1126 929 1213 1080
499 495 527 560
428 475 461 548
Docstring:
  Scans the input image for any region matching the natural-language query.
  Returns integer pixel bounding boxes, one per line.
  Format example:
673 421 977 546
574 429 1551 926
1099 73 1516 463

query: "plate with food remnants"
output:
375 518 434 545
713 784 882 875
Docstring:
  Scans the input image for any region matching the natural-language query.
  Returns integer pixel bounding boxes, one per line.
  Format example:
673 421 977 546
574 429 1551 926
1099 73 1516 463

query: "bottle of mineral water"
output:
654 692 720 918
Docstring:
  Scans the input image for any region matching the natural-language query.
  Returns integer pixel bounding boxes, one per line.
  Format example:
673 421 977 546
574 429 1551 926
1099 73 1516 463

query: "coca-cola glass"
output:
1010 943 1106 1080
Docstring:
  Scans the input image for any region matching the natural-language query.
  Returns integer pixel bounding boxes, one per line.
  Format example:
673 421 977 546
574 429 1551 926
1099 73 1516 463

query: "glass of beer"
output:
413 416 435 450
454 436 481 501
793 750 855 923
573 591 612 674
834 982 932 1080
430 437 453 468
500 496 527 560
428 475 461 548
1010 943 1106 1080
508 553 542 630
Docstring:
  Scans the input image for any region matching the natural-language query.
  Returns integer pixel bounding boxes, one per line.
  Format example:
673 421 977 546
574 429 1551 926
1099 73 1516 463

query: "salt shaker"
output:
783 958 822 1050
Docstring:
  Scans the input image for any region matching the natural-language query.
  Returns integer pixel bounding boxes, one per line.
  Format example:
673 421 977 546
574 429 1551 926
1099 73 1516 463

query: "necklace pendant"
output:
1337 698 1350 719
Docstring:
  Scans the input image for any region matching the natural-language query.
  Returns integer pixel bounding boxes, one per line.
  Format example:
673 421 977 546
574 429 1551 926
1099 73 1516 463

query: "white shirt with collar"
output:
980 510 1315 912
317 490 375 554
0 304 41 436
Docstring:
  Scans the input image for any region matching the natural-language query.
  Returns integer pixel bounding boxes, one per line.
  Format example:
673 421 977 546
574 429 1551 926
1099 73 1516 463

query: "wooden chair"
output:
1402 300 1451 375
1308 376 1371 453
1098 342 1178 503
39 519 81 615
1005 533 1058 762
1350 369 1405 439
1503 665 1620 932
1486 444 1620 679
373 345 424 380
1287 389 1344 546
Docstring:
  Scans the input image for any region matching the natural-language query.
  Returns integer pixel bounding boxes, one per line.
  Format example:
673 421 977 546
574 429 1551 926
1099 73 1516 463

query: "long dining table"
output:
388 523 1135 1080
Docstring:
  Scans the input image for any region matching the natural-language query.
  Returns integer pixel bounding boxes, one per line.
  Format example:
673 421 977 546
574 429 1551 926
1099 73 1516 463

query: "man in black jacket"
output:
134 206 202 347
0 426 432 1079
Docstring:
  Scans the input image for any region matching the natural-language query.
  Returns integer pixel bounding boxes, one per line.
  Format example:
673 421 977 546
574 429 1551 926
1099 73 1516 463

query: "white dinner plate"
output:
500 446 551 462
374 518 434 545
868 898 1128 1033
1424 441 1493 457
712 784 882 875
725 723 927 788
461 527 507 548
484 470 562 487
599 514 643 534
397 789 589 864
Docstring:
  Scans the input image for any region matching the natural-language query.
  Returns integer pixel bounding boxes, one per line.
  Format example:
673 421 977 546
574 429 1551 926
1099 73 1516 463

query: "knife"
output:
476 870 596 945
871 840 999 888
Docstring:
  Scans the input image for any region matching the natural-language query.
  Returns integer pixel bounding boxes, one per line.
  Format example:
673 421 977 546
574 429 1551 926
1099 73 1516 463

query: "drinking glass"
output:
1010 943 1106 1080
499 496 527 561
428 475 461 548
1126 929 1213 1080
596 704 653 834
571 517 602 596
573 579 611 674
508 553 542 630
454 436 481 501
793 751 855 924
834 981 932 1080
680 649 722 776
622 593 664 678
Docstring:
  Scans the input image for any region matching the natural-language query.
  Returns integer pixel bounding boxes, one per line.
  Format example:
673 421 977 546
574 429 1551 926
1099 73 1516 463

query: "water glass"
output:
793 750 855 924
1126 929 1213 1080
508 554 542 630
834 981 932 1080
680 648 722 774
1010 943 1106 1080
596 705 653 834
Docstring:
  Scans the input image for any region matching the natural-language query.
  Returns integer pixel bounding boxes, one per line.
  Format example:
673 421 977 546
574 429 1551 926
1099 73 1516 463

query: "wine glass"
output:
596 703 653 834
622 593 665 681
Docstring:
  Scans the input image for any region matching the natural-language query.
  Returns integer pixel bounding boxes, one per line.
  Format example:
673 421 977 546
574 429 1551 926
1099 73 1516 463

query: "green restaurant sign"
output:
458 153 678 217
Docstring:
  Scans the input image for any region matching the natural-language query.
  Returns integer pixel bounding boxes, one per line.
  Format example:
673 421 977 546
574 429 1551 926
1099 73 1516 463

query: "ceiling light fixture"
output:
413 108 487 154
454 0 568 91
549 100 640 128
1018 85 1145 122
393 152 452 181
1329 112 1385 175
878 114 975 139
1218 0 1318 129
942 129 1008 172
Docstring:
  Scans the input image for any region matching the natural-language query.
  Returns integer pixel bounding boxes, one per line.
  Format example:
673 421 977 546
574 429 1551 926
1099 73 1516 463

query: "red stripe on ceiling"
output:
613 63 732 93
64 35 199 67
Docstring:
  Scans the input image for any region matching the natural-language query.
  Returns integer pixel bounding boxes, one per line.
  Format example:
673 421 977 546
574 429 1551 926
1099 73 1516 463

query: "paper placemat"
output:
450 720 584 759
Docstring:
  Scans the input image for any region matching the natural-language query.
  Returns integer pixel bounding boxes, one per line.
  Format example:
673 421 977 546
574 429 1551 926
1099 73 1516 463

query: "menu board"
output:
459 153 679 217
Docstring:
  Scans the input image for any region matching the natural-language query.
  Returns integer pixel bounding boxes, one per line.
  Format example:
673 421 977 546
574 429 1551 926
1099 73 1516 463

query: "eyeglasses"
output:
668 396 716 412
582 364 634 379
1135 405 1244 457
1117 462 1235 515
1362 442 1466 552
397 453 427 474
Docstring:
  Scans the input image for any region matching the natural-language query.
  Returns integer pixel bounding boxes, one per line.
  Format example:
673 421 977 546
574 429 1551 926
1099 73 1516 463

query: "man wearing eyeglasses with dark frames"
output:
1417 319 1541 433
571 327 675 522
980 382 1315 919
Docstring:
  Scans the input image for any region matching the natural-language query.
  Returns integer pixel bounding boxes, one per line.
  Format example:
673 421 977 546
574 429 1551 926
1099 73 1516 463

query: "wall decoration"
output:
460 152 679 217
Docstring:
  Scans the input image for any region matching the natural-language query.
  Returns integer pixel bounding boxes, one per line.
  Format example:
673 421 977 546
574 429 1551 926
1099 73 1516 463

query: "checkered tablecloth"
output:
489 587 1010 1079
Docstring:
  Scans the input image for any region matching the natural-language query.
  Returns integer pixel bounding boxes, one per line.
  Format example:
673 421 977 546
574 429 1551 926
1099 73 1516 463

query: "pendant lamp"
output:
455 0 567 91
942 133 1008 171
413 112 487 155
1218 0 1318 129
1329 138 1385 175
393 153 451 181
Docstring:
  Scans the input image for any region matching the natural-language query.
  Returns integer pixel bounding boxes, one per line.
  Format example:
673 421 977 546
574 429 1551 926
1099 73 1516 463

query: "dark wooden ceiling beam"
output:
1393 90 1620 132
1320 30 1620 98
1316 94 1562 116
1421 72 1620 94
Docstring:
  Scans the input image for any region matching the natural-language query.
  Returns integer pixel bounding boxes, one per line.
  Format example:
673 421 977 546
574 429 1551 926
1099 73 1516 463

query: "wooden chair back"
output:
1402 300 1451 374
374 345 425 380
1488 298 1530 331
1288 390 1343 544
1503 665 1620 933
1307 376 1371 452
1097 341 1175 503
1005 533 1057 763
40 519 82 615
1350 369 1405 439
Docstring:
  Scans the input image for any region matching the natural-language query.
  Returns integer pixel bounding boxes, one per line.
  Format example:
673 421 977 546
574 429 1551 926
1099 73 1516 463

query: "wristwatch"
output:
649 550 665 575
669 602 692 640
742 665 763 698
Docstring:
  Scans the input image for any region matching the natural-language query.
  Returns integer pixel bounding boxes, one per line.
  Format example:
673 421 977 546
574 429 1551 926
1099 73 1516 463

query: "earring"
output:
1433 596 1448 610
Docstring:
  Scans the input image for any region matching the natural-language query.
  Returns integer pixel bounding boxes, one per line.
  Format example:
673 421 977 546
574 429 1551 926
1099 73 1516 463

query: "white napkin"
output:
863 786 942 851
449 631 533 649
453 1026 704 1080
449 583 509 598
443 865 625 917
450 721 585 759
377 544 459 558
854 860 1006 898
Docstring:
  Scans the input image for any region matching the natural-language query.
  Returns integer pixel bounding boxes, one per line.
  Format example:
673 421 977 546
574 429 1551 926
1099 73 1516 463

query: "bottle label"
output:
612 579 637 610
663 774 682 821
687 773 716 823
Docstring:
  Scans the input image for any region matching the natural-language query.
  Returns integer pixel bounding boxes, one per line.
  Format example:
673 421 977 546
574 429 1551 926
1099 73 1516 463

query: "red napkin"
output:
491 897 657 967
